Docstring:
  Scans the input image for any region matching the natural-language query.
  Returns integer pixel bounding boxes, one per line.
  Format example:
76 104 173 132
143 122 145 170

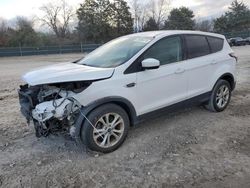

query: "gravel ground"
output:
0 47 250 188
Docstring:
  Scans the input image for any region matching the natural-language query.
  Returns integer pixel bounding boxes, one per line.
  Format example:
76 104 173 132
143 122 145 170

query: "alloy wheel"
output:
216 85 230 109
93 113 125 148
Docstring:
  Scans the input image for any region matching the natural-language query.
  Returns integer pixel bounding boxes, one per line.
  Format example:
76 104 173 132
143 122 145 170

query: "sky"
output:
0 0 82 19
0 0 250 21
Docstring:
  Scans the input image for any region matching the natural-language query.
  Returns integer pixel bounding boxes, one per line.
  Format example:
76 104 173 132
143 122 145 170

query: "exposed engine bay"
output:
18 82 90 137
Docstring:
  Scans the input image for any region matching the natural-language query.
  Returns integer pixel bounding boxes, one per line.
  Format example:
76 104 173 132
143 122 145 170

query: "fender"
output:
74 96 138 141
209 60 236 90
212 72 236 91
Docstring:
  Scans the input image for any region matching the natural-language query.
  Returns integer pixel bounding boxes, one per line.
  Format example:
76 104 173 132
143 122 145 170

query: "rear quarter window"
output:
207 36 224 53
185 35 210 59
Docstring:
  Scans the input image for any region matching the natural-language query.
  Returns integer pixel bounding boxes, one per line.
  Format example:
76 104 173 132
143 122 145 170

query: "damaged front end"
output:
18 82 89 137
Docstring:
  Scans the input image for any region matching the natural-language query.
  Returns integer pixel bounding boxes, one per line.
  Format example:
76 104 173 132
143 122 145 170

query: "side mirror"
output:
141 58 160 70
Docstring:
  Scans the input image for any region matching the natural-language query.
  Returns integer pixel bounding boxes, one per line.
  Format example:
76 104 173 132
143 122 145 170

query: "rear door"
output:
184 35 224 98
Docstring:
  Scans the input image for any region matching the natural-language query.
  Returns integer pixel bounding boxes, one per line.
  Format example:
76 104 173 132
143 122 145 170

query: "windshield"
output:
77 35 153 68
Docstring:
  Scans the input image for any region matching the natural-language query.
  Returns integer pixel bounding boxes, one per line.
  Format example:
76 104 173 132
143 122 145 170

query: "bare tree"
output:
40 0 74 38
0 18 8 46
15 17 34 30
130 0 148 32
148 0 171 29
195 19 213 32
0 18 6 31
131 0 140 32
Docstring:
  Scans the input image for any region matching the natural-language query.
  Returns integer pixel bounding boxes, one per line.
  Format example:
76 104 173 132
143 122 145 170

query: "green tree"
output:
143 17 159 31
164 7 195 30
111 0 133 37
214 0 250 32
213 16 228 33
77 0 114 43
77 0 133 43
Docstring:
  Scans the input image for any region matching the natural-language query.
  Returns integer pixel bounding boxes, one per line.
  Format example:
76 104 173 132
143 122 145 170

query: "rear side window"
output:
207 36 224 53
185 35 210 59
143 36 183 65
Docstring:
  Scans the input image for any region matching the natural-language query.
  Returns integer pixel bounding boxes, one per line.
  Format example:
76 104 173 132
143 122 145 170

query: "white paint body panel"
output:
136 61 188 115
23 62 114 86
73 71 138 113
22 30 236 117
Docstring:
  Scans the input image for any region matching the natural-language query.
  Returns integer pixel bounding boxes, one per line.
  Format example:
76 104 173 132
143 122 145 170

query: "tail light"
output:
229 52 238 62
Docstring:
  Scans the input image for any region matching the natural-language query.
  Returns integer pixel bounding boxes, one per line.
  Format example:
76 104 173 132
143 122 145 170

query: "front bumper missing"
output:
18 84 83 138
18 84 81 122
18 87 35 123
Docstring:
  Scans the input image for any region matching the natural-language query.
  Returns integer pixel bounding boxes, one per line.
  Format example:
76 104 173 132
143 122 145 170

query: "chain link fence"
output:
222 31 250 39
0 31 250 57
0 43 101 57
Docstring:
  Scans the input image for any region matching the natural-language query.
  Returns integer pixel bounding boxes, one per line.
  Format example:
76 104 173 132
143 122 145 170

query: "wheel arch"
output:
218 73 235 90
74 97 138 142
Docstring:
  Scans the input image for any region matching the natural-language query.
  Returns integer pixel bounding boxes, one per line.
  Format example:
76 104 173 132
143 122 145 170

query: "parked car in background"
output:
18 30 237 153
228 37 247 46
245 37 250 45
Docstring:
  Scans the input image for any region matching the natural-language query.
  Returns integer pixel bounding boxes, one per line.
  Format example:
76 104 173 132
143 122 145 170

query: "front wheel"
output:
81 104 129 153
204 80 232 112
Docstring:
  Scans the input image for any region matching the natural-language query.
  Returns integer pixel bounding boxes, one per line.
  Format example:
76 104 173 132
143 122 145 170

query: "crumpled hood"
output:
22 62 114 85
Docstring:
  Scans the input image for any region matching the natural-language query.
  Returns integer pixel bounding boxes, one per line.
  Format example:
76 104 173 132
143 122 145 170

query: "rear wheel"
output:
81 104 129 153
205 80 231 112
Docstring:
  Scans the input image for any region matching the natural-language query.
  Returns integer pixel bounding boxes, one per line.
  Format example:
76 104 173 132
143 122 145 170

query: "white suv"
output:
18 30 237 153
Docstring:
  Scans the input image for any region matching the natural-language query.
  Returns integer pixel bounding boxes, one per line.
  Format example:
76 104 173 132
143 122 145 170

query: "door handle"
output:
175 68 185 74
126 82 136 88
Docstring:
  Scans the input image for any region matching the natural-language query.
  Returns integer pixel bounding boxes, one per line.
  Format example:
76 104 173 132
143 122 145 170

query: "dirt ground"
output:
0 47 250 188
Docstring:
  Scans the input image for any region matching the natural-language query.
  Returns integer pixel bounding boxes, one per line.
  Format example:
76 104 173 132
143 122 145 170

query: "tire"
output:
81 103 129 153
204 80 232 112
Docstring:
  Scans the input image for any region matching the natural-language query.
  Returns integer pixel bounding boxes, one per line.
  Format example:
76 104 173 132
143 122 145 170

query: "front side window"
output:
185 35 210 59
143 36 183 65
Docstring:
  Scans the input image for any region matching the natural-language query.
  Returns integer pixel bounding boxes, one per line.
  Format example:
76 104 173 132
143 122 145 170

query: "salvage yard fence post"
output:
19 43 23 56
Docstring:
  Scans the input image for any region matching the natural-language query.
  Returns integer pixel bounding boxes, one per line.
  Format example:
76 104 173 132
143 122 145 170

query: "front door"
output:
136 36 188 115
